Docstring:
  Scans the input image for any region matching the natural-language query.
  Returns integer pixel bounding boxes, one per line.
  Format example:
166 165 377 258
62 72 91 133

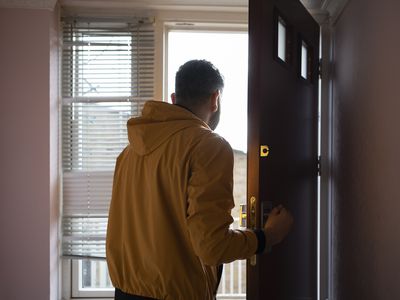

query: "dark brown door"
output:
247 0 320 299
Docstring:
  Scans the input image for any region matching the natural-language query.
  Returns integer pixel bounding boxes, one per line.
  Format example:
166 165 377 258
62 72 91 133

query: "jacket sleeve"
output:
186 133 258 266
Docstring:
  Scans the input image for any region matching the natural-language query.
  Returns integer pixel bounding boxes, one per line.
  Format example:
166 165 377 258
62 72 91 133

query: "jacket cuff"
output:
253 229 266 254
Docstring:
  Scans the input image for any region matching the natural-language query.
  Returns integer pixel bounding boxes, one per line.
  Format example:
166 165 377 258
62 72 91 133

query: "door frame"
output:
319 18 334 300
316 1 350 298
58 1 347 299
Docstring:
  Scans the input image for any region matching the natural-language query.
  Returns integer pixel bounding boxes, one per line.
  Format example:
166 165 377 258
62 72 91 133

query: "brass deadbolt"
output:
260 145 270 157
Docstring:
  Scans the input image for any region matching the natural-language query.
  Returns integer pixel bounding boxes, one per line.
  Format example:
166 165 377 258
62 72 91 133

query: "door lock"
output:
260 145 270 157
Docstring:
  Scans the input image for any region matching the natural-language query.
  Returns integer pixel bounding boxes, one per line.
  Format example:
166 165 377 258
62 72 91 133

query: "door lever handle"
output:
249 196 257 266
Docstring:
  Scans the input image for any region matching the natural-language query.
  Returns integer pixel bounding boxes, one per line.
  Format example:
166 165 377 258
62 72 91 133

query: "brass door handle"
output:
249 196 256 228
249 196 257 266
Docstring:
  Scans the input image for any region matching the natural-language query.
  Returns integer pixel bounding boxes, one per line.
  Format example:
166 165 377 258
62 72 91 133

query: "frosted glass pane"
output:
278 20 286 62
301 42 308 79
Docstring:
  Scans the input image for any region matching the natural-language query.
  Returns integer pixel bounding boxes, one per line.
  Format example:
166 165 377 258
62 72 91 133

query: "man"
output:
106 60 293 300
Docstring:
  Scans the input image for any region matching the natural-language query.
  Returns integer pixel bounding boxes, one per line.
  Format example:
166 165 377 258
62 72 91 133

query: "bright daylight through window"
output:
168 30 249 298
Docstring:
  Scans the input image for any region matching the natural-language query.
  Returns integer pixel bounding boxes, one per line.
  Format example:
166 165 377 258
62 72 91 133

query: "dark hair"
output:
175 60 224 105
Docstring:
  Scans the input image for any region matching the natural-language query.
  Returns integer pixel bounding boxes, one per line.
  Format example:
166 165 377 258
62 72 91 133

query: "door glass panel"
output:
301 41 308 79
278 18 287 62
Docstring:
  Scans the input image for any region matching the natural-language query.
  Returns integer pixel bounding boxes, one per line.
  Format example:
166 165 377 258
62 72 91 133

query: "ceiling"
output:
0 0 344 23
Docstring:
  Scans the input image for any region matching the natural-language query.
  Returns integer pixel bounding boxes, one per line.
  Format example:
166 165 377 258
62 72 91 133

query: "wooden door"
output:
247 0 320 299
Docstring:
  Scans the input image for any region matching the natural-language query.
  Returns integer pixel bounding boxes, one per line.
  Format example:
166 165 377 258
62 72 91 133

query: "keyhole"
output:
260 145 270 157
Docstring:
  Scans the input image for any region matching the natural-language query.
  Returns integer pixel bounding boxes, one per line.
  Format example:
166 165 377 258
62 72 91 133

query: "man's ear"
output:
171 93 176 104
210 90 220 112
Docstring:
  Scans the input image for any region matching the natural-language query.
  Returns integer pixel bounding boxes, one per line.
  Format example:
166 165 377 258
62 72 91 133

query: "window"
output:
275 13 292 65
277 17 287 62
62 17 248 300
71 260 114 298
300 39 313 81
61 16 155 297
301 41 309 79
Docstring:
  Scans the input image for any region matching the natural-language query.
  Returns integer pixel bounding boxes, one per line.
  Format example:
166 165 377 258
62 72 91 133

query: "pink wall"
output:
0 7 59 300
332 0 400 298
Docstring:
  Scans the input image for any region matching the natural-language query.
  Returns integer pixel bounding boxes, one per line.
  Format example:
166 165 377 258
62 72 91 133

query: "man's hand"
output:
264 205 294 249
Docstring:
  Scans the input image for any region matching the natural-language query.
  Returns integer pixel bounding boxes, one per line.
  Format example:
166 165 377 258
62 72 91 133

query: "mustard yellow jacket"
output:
106 101 258 300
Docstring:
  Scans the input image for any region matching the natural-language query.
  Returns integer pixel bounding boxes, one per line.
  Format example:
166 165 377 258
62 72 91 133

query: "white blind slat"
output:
61 17 154 258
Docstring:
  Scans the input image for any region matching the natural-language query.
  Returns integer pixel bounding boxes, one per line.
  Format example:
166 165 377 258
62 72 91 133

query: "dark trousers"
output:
115 288 157 300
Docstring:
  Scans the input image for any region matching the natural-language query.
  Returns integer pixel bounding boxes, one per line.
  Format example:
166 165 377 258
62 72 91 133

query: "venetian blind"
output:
61 17 154 258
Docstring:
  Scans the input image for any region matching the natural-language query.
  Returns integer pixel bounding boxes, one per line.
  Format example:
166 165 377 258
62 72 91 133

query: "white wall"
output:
0 7 59 300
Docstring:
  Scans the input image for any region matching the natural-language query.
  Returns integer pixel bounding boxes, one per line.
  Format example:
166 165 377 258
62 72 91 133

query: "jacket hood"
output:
127 101 210 155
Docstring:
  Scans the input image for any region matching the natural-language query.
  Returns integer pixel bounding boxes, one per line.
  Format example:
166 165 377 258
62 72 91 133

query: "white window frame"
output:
71 260 114 298
60 14 155 300
61 9 250 300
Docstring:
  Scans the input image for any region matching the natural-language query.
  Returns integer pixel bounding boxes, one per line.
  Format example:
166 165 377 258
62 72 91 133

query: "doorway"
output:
166 29 248 299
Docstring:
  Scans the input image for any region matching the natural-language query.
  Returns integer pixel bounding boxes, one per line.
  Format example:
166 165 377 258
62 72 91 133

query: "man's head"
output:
171 60 224 130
